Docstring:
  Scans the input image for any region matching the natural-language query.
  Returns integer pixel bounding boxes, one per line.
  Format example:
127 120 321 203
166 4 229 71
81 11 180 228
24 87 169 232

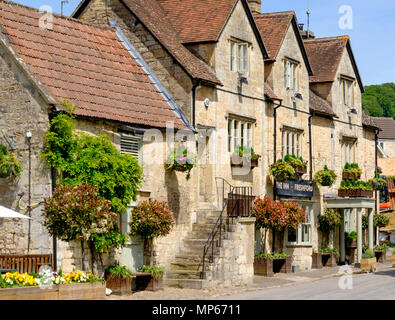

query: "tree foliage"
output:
362 83 395 119
41 102 143 213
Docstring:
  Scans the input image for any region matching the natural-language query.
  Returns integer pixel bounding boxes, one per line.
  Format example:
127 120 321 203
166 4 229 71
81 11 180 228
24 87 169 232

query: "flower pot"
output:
254 257 291 277
346 240 357 249
135 272 163 291
250 158 259 168
105 274 132 295
374 250 386 264
295 166 307 174
321 252 337 267
312 252 323 269
360 258 377 272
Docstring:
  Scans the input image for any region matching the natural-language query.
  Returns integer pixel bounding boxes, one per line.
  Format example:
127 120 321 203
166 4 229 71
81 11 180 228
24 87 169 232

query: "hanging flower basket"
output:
166 145 196 180
0 145 21 179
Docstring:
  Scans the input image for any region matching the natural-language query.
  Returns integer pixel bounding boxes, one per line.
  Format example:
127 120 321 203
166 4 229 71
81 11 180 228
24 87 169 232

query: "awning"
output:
0 205 30 219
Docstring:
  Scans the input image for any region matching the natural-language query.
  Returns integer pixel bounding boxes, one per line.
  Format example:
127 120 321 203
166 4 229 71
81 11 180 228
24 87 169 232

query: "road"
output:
218 268 395 300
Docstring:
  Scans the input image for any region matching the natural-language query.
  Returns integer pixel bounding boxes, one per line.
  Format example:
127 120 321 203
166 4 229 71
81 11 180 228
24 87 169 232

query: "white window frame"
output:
286 203 313 246
341 139 355 166
341 78 354 107
284 59 298 91
282 128 302 158
230 40 249 75
227 118 254 153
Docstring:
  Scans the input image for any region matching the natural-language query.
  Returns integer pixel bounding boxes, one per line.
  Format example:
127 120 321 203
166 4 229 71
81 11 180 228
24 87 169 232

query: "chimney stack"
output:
248 0 261 15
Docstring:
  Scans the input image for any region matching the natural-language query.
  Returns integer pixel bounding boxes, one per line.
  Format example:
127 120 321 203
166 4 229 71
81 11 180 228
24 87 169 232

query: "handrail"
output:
201 178 254 279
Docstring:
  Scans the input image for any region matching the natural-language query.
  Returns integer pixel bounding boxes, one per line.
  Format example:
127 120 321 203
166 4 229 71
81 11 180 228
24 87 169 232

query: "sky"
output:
11 0 395 86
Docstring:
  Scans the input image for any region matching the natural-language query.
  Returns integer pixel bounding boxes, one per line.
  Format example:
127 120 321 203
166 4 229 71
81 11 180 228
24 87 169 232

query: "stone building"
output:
0 1 195 274
374 117 395 176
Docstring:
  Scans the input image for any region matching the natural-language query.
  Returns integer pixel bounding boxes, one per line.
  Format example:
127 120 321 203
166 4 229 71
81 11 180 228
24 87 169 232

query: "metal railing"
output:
201 178 254 279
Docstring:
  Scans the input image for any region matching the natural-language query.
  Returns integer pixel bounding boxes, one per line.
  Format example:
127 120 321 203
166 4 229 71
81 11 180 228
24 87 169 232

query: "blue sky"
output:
11 0 395 86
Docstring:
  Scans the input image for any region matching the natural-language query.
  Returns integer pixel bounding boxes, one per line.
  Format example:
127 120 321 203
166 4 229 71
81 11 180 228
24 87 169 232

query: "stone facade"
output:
0 38 52 256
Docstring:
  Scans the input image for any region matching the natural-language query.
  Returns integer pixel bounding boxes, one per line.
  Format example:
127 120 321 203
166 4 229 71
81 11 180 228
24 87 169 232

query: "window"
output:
286 203 313 245
284 59 298 91
282 128 302 158
230 40 248 75
120 132 143 165
344 209 355 232
341 78 354 107
341 139 355 166
227 118 254 152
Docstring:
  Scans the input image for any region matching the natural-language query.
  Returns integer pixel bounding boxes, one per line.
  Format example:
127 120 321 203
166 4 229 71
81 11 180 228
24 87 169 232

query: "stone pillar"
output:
238 217 256 286
356 208 362 264
340 209 345 264
368 208 374 250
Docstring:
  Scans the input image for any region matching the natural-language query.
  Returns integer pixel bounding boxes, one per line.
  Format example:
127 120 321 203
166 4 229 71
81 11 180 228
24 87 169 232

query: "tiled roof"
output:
157 0 236 44
304 36 348 83
362 112 379 130
371 117 395 138
74 0 221 85
309 89 337 118
253 11 294 61
264 83 280 101
0 1 186 129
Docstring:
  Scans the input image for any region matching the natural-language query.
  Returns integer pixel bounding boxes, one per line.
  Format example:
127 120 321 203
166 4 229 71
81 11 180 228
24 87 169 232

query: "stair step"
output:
164 278 210 289
170 260 213 271
165 269 207 280
175 254 216 264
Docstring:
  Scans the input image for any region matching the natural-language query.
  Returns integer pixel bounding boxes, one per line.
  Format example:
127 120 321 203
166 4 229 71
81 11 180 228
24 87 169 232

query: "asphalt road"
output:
218 268 395 300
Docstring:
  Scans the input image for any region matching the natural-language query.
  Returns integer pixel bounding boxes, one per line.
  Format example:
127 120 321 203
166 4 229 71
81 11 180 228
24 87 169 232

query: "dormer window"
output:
284 59 298 92
230 40 249 75
340 77 354 107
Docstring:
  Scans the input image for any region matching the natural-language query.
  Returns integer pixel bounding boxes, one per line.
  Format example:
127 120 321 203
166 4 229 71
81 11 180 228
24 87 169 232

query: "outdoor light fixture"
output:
26 131 32 139
295 92 303 100
204 98 210 109
350 108 357 114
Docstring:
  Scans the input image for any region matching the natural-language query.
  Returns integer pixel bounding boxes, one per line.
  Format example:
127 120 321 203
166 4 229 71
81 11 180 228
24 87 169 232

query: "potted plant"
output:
135 265 164 291
338 180 374 198
129 200 174 291
345 231 358 249
318 247 339 267
373 244 388 263
166 145 195 180
284 154 307 175
360 249 377 272
105 262 133 295
0 144 21 179
253 252 291 277
374 213 390 229
368 174 387 191
231 145 261 168
342 163 362 180
314 165 337 187
269 160 295 182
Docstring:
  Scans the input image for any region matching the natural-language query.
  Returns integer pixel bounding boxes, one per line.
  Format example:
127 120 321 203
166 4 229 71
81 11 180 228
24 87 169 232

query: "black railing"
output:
201 178 254 279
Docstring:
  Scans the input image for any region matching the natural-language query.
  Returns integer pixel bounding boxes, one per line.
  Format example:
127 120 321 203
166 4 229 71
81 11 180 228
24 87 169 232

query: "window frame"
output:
284 59 299 91
285 202 313 246
120 131 143 165
227 117 254 153
341 138 355 166
282 127 303 158
230 40 249 75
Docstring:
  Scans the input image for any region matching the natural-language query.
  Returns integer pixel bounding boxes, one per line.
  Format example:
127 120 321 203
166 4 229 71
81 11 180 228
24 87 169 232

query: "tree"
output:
129 200 174 266
362 83 395 119
43 183 117 273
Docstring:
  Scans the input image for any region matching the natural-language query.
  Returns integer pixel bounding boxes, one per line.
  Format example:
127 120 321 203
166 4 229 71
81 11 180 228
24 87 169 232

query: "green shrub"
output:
374 244 388 253
0 144 21 179
314 165 337 187
362 249 375 259
269 160 295 182
318 209 342 233
105 262 133 279
345 231 357 242
139 265 164 279
319 247 339 258
255 252 289 259
374 214 390 228
166 145 195 180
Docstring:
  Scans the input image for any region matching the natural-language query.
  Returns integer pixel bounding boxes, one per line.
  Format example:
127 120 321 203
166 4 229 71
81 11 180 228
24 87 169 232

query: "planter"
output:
321 252 337 267
374 250 386 264
105 274 132 295
360 258 377 272
135 272 163 291
294 166 307 174
0 282 106 300
254 256 292 277
346 240 357 249
338 189 373 198
312 252 323 269
392 255 395 267
230 156 259 169
342 171 360 180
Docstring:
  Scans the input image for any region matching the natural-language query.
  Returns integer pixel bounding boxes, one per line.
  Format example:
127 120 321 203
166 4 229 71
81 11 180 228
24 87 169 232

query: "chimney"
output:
298 24 315 39
248 0 261 15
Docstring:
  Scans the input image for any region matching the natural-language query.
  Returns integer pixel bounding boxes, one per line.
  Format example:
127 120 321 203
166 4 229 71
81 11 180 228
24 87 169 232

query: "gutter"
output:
109 20 195 132
192 81 201 130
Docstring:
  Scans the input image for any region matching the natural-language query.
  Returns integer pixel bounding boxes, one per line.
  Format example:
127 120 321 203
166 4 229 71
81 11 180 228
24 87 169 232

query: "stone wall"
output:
0 39 52 256
380 140 395 158
379 158 395 176
209 217 256 288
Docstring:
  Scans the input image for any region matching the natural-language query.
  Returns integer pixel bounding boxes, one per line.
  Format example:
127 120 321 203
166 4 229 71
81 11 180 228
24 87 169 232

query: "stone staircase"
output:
164 207 235 289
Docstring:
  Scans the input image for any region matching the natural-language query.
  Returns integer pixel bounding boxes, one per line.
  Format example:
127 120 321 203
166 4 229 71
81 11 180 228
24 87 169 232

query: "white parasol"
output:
0 205 31 219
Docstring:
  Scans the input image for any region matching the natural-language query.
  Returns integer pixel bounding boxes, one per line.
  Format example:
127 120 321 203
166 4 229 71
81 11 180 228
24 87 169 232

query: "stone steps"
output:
163 278 210 290
165 269 207 280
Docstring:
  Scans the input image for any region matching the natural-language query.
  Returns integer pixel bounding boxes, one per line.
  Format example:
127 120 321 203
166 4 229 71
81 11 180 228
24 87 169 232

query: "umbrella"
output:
0 205 31 219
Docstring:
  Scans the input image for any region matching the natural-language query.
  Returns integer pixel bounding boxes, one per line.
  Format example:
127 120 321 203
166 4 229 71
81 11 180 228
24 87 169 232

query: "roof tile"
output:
371 117 395 138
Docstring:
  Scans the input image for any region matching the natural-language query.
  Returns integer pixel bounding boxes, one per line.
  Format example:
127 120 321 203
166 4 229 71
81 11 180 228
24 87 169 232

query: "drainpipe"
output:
374 129 379 238
49 107 58 271
308 114 313 181
192 80 201 130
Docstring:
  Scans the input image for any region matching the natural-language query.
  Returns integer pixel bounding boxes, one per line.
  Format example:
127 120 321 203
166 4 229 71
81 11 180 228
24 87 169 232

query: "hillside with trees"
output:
362 83 395 119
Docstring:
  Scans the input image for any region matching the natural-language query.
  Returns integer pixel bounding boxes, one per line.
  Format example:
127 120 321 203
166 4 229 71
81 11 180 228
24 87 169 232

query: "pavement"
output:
105 252 394 300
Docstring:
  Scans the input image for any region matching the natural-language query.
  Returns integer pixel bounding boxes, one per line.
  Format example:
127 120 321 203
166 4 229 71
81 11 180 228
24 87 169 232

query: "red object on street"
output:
380 202 390 209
